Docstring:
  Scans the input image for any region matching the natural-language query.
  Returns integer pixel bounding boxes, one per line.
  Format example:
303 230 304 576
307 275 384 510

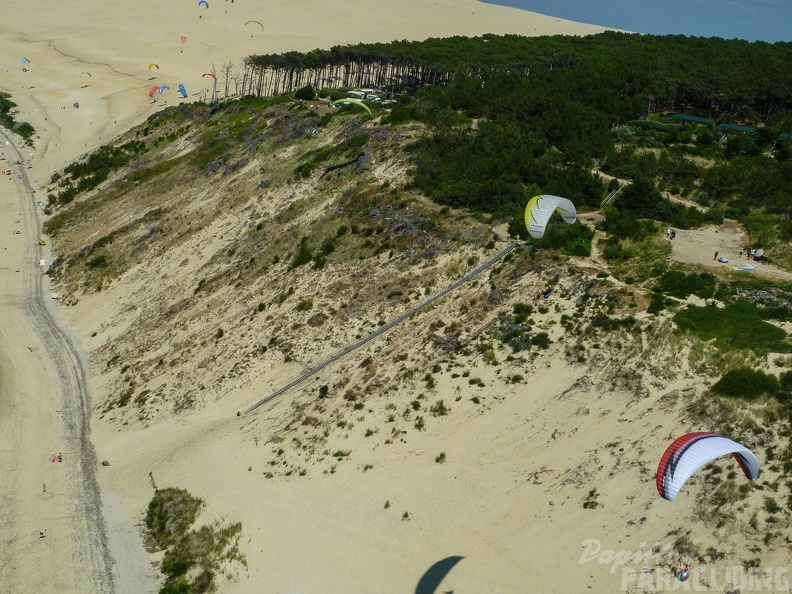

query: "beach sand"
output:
5 2 786 594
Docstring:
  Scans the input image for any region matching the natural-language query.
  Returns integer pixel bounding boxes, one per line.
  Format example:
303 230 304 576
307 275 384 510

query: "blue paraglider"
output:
158 85 169 95
178 83 188 98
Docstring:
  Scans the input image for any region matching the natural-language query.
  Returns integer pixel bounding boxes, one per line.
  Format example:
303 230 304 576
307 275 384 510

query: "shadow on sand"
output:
415 556 464 594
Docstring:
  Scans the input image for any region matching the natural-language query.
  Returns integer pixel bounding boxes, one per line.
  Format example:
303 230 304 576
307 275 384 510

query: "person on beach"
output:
713 251 718 261
739 247 744 258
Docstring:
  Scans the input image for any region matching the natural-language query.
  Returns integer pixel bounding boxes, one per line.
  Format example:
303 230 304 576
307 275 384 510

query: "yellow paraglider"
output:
80 71 92 78
148 63 160 70
330 98 372 117
524 195 577 239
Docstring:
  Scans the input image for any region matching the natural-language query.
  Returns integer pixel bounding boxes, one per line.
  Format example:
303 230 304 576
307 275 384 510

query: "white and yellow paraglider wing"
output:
524 194 577 239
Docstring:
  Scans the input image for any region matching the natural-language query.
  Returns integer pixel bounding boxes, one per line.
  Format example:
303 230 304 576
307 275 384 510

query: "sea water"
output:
478 0 791 43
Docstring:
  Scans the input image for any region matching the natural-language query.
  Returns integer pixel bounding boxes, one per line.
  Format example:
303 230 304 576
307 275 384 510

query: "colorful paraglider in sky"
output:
181 35 188 45
148 86 160 98
656 432 759 502
158 85 169 94
80 71 92 78
202 72 216 80
21 57 30 64
198 0 209 7
524 195 577 239
148 63 160 70
178 84 188 98
330 98 372 117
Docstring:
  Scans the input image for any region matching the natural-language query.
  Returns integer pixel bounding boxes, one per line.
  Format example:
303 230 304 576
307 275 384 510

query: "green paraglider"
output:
330 98 372 117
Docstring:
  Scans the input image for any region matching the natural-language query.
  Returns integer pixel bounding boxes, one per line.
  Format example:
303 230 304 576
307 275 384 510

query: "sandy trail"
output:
0 132 112 592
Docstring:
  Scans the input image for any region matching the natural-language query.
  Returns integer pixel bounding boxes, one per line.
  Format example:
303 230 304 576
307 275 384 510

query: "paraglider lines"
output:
243 240 519 415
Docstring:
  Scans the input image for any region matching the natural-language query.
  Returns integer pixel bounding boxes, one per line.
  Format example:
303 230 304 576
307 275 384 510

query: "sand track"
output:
0 129 112 593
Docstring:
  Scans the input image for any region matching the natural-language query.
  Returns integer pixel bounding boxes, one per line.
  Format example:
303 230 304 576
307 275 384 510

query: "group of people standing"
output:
665 227 676 240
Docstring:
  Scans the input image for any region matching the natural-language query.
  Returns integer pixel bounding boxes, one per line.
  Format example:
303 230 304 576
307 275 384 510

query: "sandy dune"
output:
0 2 618 592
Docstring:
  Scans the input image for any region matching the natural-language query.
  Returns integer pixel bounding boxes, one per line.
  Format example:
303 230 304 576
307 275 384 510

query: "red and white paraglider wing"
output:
656 432 759 501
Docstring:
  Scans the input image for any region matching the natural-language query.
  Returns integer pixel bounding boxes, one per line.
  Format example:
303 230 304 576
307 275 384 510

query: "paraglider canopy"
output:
21 57 30 64
148 85 160 97
330 98 372 117
524 195 577 239
148 63 160 70
245 20 264 30
178 83 188 98
656 432 759 501
80 71 92 78
198 0 209 7
202 72 216 79
181 35 188 44
158 85 169 94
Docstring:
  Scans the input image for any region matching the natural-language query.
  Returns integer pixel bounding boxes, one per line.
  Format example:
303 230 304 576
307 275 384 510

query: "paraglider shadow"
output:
415 556 464 594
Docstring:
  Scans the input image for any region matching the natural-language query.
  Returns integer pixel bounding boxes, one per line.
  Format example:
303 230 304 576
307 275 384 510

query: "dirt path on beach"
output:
0 132 113 592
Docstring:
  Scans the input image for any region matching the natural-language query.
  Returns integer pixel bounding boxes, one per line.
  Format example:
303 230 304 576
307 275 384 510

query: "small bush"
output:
290 239 313 269
294 85 315 100
145 488 204 550
296 298 313 311
429 400 449 416
711 367 780 399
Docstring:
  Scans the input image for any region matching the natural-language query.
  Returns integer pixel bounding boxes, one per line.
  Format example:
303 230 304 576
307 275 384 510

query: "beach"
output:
5 2 784 594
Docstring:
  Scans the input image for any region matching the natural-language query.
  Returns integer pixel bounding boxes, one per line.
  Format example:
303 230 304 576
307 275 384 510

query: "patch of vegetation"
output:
294 132 368 178
583 488 601 509
711 368 781 399
52 140 147 205
673 300 792 355
654 270 716 300
590 313 637 332
145 487 244 594
290 238 314 269
0 92 35 140
429 400 448 416
145 488 204 549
